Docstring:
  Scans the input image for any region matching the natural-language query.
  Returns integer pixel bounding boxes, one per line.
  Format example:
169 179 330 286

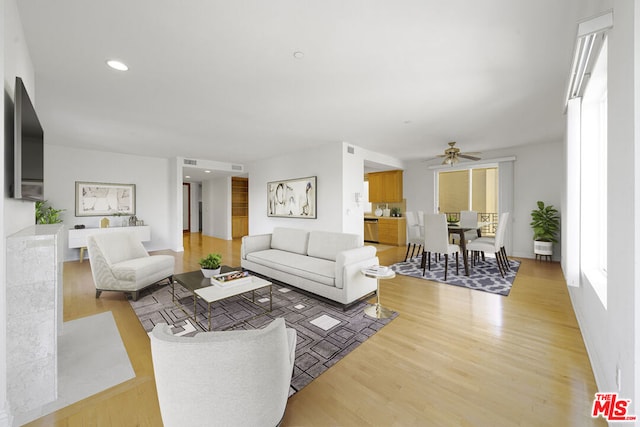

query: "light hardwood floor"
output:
26 233 604 426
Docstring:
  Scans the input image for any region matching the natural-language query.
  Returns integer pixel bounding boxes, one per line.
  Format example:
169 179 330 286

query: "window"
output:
580 38 607 306
437 167 499 234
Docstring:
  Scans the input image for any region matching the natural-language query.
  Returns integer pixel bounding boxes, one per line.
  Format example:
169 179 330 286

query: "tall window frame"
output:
436 165 500 236
579 38 608 306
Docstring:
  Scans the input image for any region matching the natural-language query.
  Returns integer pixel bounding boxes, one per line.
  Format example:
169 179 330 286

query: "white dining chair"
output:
451 210 480 245
404 211 424 261
421 213 459 281
466 212 510 277
417 210 425 236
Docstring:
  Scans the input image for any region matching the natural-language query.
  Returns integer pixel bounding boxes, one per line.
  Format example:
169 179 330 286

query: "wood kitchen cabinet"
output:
378 217 406 246
367 170 403 203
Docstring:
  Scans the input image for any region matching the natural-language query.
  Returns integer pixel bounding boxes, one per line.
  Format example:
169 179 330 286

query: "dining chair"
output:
466 212 510 277
421 213 459 281
404 211 424 261
451 210 479 245
417 210 424 235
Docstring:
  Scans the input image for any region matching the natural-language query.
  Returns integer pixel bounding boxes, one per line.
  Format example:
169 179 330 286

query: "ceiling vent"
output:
184 159 197 166
347 145 355 154
232 164 243 171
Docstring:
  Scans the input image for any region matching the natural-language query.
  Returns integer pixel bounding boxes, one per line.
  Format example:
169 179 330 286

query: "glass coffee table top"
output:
173 265 241 293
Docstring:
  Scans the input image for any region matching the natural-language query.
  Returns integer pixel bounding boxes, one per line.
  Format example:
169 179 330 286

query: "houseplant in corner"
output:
530 201 559 259
199 253 223 278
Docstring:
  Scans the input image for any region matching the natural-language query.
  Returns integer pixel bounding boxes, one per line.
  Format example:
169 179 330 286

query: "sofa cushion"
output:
246 249 335 287
307 231 361 261
271 228 309 255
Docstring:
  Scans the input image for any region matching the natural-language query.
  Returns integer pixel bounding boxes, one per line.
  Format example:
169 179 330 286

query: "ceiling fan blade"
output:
458 154 481 161
461 152 482 156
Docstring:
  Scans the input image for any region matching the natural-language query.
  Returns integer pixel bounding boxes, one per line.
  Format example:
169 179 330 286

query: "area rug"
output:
391 255 520 296
129 279 397 395
14 311 136 426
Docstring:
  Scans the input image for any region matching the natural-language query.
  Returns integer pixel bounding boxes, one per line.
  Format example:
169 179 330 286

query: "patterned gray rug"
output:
391 254 520 296
130 278 397 395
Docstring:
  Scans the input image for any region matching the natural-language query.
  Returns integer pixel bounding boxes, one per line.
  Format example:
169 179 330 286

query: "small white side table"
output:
361 267 396 319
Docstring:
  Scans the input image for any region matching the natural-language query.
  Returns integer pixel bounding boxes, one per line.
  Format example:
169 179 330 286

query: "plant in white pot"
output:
199 253 222 278
530 201 559 260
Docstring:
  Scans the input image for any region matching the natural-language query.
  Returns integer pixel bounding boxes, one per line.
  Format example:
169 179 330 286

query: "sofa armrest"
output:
335 246 377 289
241 234 272 259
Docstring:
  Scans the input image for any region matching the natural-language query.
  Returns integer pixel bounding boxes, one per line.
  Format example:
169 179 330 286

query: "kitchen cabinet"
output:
368 170 403 203
377 217 406 246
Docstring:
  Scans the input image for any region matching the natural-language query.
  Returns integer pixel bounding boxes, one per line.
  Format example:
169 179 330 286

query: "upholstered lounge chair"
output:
87 231 174 301
150 318 297 427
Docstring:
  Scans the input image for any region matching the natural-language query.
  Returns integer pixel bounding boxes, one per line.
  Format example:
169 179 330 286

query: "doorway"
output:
182 183 191 232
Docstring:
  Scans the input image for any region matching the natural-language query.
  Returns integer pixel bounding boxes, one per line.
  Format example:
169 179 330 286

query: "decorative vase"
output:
201 267 221 278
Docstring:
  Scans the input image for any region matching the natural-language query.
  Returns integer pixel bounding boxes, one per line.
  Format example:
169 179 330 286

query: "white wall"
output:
2 0 37 423
44 145 173 261
404 140 564 259
247 142 345 235
201 177 231 239
190 183 200 232
567 0 639 411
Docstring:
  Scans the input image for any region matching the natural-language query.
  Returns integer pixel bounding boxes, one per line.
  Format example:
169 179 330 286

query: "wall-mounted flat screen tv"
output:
13 76 44 201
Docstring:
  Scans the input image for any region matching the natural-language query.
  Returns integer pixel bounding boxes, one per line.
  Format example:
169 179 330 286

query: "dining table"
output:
447 222 491 276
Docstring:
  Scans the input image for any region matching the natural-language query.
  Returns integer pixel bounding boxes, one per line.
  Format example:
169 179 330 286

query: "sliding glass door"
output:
437 167 498 235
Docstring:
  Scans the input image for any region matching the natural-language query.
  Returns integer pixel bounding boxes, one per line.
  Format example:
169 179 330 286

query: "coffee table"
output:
173 266 272 331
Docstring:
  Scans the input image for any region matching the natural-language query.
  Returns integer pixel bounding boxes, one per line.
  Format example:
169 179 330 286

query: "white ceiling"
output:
16 0 603 164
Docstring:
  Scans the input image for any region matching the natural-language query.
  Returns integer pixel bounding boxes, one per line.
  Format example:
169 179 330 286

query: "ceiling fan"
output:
437 141 481 166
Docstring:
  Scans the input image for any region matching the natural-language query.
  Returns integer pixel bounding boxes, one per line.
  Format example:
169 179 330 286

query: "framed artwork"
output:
267 176 316 218
75 181 136 217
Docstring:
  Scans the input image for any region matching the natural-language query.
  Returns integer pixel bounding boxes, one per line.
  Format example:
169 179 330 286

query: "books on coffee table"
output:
210 270 252 287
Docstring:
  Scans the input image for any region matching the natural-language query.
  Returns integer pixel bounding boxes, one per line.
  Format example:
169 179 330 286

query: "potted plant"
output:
199 253 223 278
35 200 64 224
390 207 401 217
530 201 559 258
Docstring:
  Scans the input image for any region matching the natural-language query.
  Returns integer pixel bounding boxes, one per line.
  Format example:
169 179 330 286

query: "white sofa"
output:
241 227 378 306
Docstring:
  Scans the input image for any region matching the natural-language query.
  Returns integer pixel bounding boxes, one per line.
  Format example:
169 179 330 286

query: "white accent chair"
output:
150 318 297 427
421 214 459 281
466 212 511 277
404 211 424 261
87 231 174 301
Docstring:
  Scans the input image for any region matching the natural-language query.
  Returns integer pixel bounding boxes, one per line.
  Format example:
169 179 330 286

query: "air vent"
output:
347 146 355 154
184 159 197 165
232 164 243 171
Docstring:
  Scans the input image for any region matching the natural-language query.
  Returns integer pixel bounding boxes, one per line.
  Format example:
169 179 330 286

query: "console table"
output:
68 225 151 262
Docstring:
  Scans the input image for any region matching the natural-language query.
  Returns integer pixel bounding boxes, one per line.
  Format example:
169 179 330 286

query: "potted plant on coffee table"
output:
530 201 559 260
199 253 222 278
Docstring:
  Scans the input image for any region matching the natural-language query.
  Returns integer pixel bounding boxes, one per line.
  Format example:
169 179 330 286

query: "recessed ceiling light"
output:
106 59 129 71
204 170 211 173
293 51 304 59
185 175 191 179
403 120 412 124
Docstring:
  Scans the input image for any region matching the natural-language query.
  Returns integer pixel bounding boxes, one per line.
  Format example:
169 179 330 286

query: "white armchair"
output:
87 231 174 301
150 318 297 427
